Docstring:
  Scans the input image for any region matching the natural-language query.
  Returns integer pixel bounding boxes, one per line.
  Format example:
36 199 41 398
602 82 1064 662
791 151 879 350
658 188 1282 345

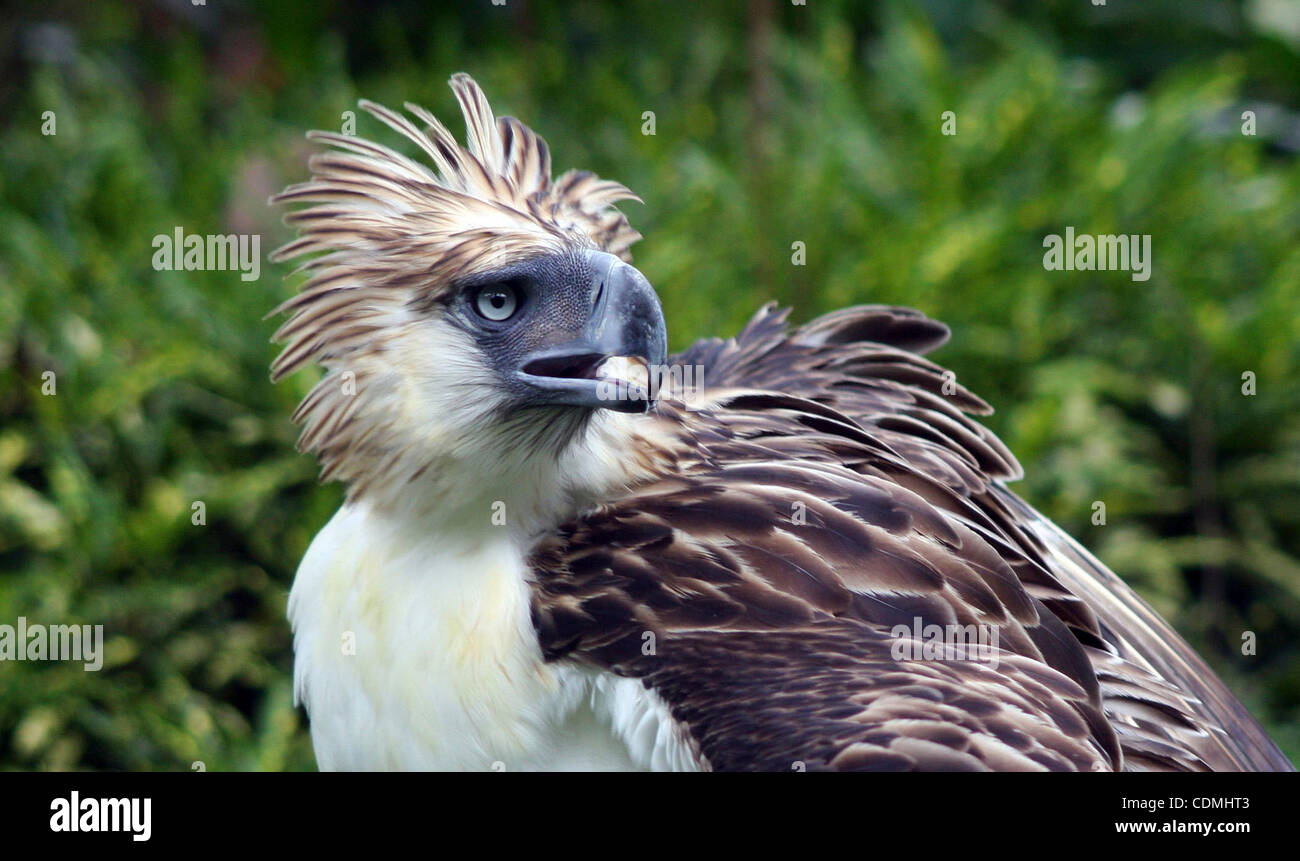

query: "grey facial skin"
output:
454 249 667 413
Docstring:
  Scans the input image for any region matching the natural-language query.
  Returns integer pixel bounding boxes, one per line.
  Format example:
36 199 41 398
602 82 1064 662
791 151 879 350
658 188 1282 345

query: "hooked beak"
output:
516 255 667 413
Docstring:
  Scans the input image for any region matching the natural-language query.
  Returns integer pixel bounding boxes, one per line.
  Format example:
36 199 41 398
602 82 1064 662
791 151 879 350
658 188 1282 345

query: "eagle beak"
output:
517 258 668 413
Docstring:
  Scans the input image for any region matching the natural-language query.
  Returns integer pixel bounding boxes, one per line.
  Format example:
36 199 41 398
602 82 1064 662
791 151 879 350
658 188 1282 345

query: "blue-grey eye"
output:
474 284 520 322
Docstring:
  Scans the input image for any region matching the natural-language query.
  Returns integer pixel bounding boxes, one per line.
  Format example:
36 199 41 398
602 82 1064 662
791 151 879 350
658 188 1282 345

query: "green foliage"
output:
1 0 1296 770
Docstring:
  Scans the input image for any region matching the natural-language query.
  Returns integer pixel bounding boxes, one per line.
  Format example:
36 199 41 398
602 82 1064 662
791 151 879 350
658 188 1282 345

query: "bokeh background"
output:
1 0 1298 770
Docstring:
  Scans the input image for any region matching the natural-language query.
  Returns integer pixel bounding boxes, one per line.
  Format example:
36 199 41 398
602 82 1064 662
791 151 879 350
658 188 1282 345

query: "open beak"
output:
516 256 667 413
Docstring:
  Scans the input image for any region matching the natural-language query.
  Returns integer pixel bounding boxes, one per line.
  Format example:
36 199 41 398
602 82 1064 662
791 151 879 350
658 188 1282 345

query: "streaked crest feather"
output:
268 74 642 493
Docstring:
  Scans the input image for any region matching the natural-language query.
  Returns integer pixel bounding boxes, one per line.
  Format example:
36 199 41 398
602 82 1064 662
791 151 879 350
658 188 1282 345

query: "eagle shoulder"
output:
529 303 1293 772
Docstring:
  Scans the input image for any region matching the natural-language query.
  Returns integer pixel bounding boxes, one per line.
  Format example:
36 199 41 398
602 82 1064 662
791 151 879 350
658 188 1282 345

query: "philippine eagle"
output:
270 74 1291 772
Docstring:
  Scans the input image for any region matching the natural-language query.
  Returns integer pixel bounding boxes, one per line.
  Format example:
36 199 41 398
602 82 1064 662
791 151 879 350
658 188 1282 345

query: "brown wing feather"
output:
529 303 1292 772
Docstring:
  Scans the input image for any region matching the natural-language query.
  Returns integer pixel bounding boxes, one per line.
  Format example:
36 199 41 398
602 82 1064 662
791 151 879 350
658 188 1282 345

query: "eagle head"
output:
269 74 666 510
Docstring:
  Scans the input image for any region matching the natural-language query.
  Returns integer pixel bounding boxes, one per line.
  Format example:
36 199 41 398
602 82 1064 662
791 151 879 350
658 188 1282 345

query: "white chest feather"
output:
288 501 698 771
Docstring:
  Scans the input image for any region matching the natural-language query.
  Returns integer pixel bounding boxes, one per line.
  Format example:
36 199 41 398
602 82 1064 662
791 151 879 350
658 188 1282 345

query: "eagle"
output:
269 73 1291 772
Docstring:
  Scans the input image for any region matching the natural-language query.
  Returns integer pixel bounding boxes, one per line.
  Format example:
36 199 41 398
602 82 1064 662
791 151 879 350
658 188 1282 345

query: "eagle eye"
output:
473 283 522 323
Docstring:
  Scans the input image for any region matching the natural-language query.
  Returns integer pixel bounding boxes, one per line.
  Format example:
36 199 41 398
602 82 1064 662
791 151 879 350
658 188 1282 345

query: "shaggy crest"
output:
268 73 642 491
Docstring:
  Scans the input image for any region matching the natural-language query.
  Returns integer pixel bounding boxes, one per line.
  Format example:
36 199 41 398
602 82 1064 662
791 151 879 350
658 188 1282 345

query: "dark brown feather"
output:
529 303 1293 772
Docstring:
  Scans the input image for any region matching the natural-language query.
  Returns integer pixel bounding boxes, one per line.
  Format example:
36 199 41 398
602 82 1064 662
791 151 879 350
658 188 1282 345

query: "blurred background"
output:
1 0 1298 770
